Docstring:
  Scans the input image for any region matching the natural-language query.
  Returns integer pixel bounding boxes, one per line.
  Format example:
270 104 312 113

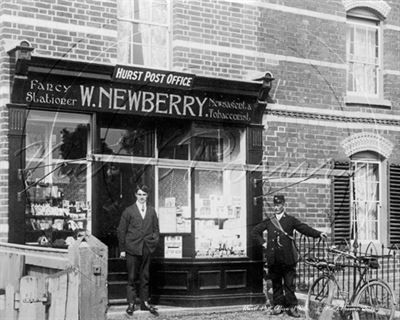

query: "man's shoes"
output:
126 303 135 315
286 306 301 318
140 301 159 316
270 305 284 315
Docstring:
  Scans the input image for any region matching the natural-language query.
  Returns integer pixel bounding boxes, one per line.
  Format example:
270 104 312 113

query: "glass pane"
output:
101 127 154 157
26 113 88 162
117 22 133 63
100 115 154 157
368 182 379 201
132 44 145 65
354 26 366 60
367 29 376 62
194 170 246 258
356 204 367 240
151 46 167 68
138 24 151 44
365 65 375 93
136 0 151 21
374 66 378 94
346 25 354 58
158 168 190 233
192 125 244 163
132 23 145 43
347 63 354 91
152 0 168 24
151 26 167 46
24 111 90 247
353 63 365 92
370 221 378 240
157 123 190 160
118 0 135 19
367 202 378 221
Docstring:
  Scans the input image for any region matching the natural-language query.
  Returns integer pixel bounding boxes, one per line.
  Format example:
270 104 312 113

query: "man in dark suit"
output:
117 184 160 316
252 194 327 318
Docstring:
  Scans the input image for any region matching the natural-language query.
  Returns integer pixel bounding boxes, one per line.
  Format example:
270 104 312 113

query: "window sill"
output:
345 95 392 109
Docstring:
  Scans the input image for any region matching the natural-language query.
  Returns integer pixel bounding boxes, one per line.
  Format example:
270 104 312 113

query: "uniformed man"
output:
252 194 327 318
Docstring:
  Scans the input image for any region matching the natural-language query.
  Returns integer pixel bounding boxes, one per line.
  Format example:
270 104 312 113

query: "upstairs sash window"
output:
118 0 170 68
346 15 381 96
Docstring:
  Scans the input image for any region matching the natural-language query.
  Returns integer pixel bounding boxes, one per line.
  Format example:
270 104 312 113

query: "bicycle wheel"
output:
352 280 395 320
305 275 341 320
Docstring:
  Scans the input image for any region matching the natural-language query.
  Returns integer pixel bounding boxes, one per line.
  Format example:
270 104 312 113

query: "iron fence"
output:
294 234 400 308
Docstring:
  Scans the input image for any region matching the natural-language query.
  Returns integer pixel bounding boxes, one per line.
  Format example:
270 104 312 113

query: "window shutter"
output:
332 161 351 245
389 164 400 245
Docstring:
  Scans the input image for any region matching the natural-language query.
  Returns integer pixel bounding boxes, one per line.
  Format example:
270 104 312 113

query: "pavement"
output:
106 294 308 320
106 305 307 320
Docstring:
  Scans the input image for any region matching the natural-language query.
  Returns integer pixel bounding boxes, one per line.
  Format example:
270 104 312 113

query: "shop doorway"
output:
95 162 151 258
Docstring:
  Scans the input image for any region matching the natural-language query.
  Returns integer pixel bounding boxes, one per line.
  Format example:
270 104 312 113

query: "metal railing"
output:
295 234 400 308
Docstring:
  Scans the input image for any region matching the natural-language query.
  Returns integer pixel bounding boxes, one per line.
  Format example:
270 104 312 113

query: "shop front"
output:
8 47 265 306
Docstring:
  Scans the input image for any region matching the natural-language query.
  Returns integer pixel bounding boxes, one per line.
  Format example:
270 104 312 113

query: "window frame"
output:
24 110 93 238
346 12 382 99
349 152 388 245
193 168 247 259
117 0 171 69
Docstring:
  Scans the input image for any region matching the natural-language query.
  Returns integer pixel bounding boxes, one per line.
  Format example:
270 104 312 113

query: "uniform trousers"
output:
269 263 297 308
126 244 151 304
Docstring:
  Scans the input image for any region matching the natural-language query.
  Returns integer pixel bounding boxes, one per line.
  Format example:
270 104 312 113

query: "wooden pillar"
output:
8 105 27 244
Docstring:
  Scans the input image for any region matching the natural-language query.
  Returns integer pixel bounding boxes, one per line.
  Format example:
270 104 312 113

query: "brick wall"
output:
0 0 117 62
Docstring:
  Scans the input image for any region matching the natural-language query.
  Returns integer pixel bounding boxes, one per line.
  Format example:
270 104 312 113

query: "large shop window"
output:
24 111 91 247
194 170 246 258
96 116 247 258
117 0 170 68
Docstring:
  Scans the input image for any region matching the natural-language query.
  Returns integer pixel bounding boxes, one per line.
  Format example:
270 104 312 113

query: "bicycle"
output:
304 246 396 320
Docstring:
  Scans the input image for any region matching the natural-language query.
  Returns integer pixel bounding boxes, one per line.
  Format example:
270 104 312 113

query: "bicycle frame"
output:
308 248 393 314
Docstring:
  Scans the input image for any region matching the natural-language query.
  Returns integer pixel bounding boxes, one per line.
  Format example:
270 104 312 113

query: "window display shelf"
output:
26 214 87 220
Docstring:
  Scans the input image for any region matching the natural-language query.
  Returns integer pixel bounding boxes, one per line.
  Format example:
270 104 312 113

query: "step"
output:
108 281 127 301
107 271 127 282
108 258 126 272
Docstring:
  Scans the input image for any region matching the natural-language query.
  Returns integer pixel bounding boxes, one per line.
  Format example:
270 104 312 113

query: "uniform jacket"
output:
252 213 321 266
117 203 160 256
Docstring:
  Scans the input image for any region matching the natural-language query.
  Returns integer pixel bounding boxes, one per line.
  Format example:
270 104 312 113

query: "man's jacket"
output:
252 213 321 266
117 203 160 256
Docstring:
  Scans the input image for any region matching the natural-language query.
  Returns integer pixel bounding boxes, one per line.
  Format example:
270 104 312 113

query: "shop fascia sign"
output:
112 65 195 89
21 71 257 124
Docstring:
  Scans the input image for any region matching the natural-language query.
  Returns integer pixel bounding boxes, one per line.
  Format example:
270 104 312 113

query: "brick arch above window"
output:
343 0 391 19
341 132 394 159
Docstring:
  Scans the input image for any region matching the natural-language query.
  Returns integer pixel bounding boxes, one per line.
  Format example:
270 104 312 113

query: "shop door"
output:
95 162 151 258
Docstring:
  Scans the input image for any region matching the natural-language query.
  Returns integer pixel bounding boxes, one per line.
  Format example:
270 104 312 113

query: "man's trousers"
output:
126 245 151 303
268 263 298 308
